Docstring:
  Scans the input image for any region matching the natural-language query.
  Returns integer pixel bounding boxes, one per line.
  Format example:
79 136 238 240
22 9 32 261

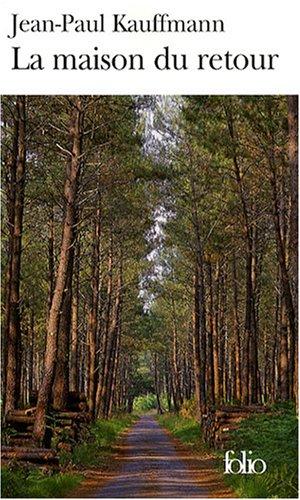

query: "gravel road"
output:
91 415 210 498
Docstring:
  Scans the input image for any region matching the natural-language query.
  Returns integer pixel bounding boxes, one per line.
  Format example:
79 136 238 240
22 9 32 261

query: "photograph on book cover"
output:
0 95 298 499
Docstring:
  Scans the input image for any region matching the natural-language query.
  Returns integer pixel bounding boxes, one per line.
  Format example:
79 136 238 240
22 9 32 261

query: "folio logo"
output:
224 450 267 475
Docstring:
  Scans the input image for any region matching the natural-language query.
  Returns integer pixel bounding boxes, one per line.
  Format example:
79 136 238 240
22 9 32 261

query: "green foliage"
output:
159 406 298 499
133 393 157 412
71 414 137 468
179 397 198 420
157 413 205 453
222 404 298 498
133 393 170 413
1 426 18 445
128 369 154 399
1 415 137 498
1 96 155 415
1 467 81 498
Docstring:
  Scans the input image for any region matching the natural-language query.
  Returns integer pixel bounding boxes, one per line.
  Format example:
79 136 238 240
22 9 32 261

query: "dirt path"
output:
70 415 233 498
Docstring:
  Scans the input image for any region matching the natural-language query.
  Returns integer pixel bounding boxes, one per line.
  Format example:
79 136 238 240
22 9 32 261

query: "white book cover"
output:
0 1 298 499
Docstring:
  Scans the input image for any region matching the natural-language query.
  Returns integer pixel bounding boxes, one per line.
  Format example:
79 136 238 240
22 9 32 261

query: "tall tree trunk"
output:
218 262 226 401
244 248 255 404
213 261 220 403
278 296 289 400
164 357 172 411
96 233 113 417
47 206 55 316
107 319 121 419
224 100 258 404
267 107 296 351
190 176 207 417
270 292 279 402
170 297 183 411
52 251 74 409
288 96 298 315
192 267 202 421
249 220 259 404
70 243 80 393
232 254 241 401
287 96 298 403
99 255 122 419
87 196 102 416
28 309 35 398
33 97 83 444
106 261 123 418
154 353 163 414
5 96 26 416
3 105 18 405
207 259 216 404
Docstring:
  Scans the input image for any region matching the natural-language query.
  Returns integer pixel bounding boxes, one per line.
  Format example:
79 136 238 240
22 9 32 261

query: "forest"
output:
1 95 298 498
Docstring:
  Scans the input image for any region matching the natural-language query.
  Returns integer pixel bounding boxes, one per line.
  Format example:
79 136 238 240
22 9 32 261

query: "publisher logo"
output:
224 450 267 475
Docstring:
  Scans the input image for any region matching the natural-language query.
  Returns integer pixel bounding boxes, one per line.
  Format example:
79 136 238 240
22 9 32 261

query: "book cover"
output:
0 1 298 498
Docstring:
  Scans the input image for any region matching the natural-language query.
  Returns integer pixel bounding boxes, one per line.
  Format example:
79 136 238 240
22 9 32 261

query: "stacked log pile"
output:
1 447 59 467
1 393 91 466
2 409 55 466
202 405 268 449
5 409 43 448
51 410 92 452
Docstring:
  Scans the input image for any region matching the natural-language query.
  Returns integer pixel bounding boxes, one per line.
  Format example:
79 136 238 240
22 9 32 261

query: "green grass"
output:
158 404 298 499
1 413 137 497
1 467 82 498
223 403 298 498
63 413 138 468
157 413 207 453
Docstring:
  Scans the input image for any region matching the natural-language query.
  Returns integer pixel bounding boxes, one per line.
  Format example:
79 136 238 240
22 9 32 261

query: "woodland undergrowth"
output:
1 414 137 498
158 403 298 499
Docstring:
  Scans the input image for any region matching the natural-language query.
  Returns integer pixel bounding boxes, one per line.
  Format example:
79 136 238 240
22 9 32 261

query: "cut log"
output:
215 410 256 419
6 415 35 425
55 419 73 426
53 411 91 421
216 416 247 424
9 432 32 439
217 405 267 414
219 424 240 432
9 407 36 416
8 440 36 448
78 402 88 412
25 407 36 415
57 442 72 452
52 426 76 439
9 432 32 446
202 404 269 449
1 447 58 464
53 425 73 432
1 446 56 453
